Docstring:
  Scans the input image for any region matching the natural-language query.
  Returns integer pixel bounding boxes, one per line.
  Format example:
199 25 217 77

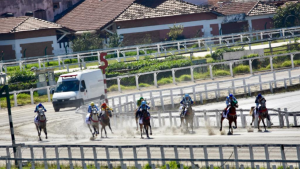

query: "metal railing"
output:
0 144 299 169
0 26 300 72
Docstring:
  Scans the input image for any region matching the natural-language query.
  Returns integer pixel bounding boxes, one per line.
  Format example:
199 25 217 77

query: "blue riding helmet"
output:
185 94 189 97
229 94 233 97
38 103 43 107
141 101 146 105
258 93 262 98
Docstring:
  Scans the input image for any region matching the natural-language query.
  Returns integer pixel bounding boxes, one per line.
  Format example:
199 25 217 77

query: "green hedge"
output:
233 65 250 74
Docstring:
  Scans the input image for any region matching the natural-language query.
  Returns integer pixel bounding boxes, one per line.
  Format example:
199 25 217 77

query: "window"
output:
53 2 60 9
67 1 73 8
25 11 33 17
0 13 14 18
34 10 47 20
81 80 86 89
55 80 80 92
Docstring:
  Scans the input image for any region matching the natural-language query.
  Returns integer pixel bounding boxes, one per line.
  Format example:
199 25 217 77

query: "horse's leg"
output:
44 126 48 139
149 124 152 135
250 114 255 126
101 126 103 138
104 126 107 138
36 125 41 141
228 120 232 135
233 117 237 129
144 125 149 139
262 118 267 132
108 122 113 134
136 117 139 131
267 112 273 125
140 124 143 139
258 119 262 132
220 117 224 131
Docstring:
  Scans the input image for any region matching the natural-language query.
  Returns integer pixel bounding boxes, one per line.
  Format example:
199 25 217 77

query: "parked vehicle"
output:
51 69 105 112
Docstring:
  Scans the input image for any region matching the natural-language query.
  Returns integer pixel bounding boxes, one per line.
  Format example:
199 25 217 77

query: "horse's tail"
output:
250 107 255 115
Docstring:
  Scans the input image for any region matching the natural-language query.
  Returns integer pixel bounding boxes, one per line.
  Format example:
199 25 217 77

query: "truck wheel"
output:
54 108 60 112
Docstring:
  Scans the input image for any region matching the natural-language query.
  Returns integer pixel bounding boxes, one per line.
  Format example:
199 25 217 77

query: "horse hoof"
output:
250 123 252 126
233 126 237 129
258 129 262 132
150 133 152 135
141 137 144 139
46 137 48 139
265 130 268 132
227 132 232 135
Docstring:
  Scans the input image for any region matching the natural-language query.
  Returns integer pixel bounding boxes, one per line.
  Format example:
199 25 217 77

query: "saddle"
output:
227 107 236 117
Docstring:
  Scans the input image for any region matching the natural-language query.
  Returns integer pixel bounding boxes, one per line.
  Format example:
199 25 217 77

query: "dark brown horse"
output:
250 99 270 132
99 109 113 138
140 109 152 139
220 101 238 135
180 102 194 133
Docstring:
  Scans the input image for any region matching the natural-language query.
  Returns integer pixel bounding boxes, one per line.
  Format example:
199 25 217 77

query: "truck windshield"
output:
55 80 79 92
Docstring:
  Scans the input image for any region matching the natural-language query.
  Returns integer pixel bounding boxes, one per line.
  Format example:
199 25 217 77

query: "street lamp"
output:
284 15 300 27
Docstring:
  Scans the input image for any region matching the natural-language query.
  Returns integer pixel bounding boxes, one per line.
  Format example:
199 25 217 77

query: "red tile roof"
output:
116 0 209 21
0 16 62 34
248 2 277 16
56 0 136 32
214 1 258 16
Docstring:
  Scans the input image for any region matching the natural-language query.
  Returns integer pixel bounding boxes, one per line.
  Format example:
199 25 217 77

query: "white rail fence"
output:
0 144 299 169
107 51 300 93
0 26 300 72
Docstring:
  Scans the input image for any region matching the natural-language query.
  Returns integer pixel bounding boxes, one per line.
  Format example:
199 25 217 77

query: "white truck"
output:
51 69 105 112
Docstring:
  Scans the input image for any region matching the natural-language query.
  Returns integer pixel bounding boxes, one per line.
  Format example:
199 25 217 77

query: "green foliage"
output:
273 2 300 28
242 53 259 69
167 24 184 41
139 83 151 87
281 60 292 67
213 70 230 76
108 33 122 48
211 47 244 60
143 164 151 169
9 70 35 83
72 33 104 52
179 74 191 81
205 54 211 58
157 77 173 85
233 65 250 74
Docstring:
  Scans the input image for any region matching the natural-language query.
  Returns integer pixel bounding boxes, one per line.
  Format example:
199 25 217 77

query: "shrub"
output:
214 70 230 76
205 54 211 58
194 72 210 79
9 70 35 83
281 61 292 67
179 74 191 81
157 77 173 85
233 65 250 74
139 83 151 87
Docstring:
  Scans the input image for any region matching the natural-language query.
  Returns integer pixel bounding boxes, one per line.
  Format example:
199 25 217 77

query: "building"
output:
0 0 83 22
0 16 73 60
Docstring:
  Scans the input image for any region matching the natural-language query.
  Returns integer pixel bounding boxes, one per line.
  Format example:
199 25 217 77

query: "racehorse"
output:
99 108 113 138
139 109 152 139
87 108 100 137
220 101 238 135
180 102 194 133
250 99 269 132
35 108 47 141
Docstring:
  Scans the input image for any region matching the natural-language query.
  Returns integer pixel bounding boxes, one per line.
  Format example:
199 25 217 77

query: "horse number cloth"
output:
34 115 39 124
85 114 91 124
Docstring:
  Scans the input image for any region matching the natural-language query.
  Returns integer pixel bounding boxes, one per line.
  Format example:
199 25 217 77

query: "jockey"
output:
88 102 99 119
180 94 194 117
224 94 237 116
137 101 150 120
100 102 113 116
136 97 144 119
34 103 47 120
255 93 265 112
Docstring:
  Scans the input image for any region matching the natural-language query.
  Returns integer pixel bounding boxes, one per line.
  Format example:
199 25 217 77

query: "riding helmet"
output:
141 101 146 105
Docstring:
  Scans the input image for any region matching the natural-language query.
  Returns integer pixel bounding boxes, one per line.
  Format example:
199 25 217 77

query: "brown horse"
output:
35 108 47 141
220 101 238 135
249 100 271 132
99 109 113 138
139 109 152 139
180 102 194 133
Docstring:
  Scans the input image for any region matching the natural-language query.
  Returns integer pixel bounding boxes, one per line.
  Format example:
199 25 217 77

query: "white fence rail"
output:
0 26 300 71
0 144 299 169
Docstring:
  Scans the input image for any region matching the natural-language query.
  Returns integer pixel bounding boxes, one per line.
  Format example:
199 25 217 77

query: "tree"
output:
273 2 300 28
107 33 123 48
71 33 104 52
167 24 184 41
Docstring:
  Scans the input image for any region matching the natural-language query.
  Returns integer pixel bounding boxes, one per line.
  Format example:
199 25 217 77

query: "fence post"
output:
38 59 41 68
240 109 245 128
189 146 194 165
204 84 208 99
232 80 235 94
217 82 220 98
169 112 172 126
170 90 174 109
30 146 35 169
190 67 194 82
291 54 294 69
6 147 11 169
43 146 48 169
192 86 196 103
19 61 22 71
297 145 300 168
203 146 209 168
270 57 274 71
248 84 251 96
234 145 239 169
14 92 17 107
264 145 270 169
105 146 110 166
133 146 138 168
259 75 262 91
117 78 121 93
174 146 179 163
160 146 165 165
243 79 246 94
273 72 277 88
219 145 224 169
269 82 273 93
158 111 162 127
154 73 158 88
55 146 60 169
135 75 139 90
230 62 233 77
47 86 51 102
278 108 283 128
289 69 292 85
147 145 151 164
209 65 214 80
249 60 253 74
249 145 254 169
150 91 155 109
30 88 34 104
199 92 203 104
216 112 220 128
172 69 176 85
93 146 99 169
284 108 289 128
80 146 86 169
281 145 287 169
118 146 124 166
160 91 165 111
